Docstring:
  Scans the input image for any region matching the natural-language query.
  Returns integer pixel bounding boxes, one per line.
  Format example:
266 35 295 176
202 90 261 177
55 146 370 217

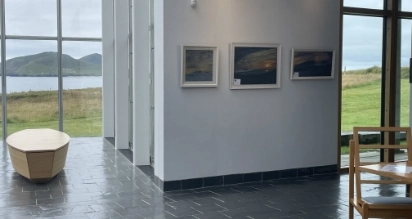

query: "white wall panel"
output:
161 0 340 181
114 0 130 149
154 0 165 180
132 0 151 165
102 0 115 137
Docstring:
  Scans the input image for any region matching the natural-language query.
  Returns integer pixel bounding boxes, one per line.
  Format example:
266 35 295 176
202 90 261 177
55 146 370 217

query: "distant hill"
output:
4 52 102 77
79 53 102 65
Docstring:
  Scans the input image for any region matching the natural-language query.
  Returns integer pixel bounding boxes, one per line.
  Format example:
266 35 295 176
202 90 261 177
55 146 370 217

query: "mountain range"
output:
4 52 102 77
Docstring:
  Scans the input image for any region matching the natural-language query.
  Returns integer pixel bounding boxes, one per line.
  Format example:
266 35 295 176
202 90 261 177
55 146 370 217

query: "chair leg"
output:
349 202 354 219
362 204 369 219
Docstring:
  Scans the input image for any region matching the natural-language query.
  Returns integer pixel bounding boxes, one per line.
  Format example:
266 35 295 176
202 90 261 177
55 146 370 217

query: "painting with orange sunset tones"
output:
291 50 334 80
233 46 278 86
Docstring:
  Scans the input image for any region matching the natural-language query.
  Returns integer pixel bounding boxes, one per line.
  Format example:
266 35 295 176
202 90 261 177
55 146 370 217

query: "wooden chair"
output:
349 127 412 219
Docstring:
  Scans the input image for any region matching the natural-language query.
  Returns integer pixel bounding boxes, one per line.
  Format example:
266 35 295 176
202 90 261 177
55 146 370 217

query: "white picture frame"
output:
181 45 219 87
290 49 335 80
230 43 281 89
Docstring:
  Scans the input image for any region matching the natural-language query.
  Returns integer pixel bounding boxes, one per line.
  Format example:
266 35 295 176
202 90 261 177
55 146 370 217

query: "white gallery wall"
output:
156 0 340 181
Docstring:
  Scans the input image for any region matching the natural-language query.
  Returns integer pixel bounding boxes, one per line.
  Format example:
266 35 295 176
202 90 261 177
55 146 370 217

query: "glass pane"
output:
0 44 2 139
6 40 58 136
401 0 412 12
62 0 102 38
399 19 411 128
341 15 383 167
5 0 57 36
395 19 412 162
344 0 384 9
62 41 102 137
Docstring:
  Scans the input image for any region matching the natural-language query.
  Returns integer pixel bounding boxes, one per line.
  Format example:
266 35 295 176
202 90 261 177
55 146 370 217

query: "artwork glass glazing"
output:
230 43 280 89
291 50 334 80
181 45 218 87
185 50 214 82
234 47 278 85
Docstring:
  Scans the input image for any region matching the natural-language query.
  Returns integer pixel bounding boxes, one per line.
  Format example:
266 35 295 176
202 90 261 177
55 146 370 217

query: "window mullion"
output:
382 0 399 162
1 0 6 140
57 0 63 131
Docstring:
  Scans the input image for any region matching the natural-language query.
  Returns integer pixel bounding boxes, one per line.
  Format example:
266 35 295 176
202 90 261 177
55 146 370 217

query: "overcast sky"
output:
344 0 412 70
4 0 101 59
4 0 412 70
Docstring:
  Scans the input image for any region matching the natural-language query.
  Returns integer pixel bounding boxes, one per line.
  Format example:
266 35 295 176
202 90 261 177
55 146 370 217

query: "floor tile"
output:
0 138 408 219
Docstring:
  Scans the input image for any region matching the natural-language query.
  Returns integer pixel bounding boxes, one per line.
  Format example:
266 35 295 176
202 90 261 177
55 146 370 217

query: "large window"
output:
1 0 102 138
341 15 383 167
62 42 102 136
399 19 412 128
6 40 59 135
341 0 412 168
395 19 412 162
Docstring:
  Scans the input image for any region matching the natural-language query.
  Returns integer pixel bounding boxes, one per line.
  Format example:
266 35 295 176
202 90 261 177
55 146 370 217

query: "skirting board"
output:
147 164 338 192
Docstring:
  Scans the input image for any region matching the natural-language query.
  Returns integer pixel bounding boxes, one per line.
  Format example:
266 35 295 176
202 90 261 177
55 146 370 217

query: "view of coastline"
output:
5 51 102 77
0 52 103 93
0 51 103 138
2 76 102 93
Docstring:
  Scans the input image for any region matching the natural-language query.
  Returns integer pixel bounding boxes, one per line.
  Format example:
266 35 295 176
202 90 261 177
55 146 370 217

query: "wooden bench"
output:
7 128 70 183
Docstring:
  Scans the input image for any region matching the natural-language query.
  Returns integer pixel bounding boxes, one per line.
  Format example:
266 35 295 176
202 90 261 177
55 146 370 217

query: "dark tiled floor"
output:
0 138 409 218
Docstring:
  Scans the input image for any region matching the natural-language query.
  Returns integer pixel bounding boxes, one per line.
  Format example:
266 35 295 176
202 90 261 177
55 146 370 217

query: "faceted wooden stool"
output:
6 128 70 183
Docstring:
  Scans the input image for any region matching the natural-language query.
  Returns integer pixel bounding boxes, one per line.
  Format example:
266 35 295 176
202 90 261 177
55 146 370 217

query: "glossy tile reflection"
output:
0 138 409 218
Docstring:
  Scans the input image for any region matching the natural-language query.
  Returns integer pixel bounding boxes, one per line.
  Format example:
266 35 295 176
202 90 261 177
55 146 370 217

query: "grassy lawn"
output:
341 70 410 154
342 76 410 132
0 88 102 138
341 79 382 132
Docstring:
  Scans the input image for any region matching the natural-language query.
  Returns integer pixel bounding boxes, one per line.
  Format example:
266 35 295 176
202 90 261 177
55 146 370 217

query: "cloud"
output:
3 0 102 60
4 1 412 72
5 0 101 37
5 0 57 36
6 40 57 59
61 0 102 37
344 0 383 9
343 15 412 70
342 1 412 70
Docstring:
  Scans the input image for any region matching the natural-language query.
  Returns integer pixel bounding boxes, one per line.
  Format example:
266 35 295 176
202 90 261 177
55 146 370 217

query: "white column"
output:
114 0 130 149
154 0 164 180
102 0 115 138
132 0 150 165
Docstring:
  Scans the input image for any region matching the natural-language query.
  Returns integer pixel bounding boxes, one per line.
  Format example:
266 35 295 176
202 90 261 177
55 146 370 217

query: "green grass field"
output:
341 73 409 132
340 68 410 154
0 88 102 138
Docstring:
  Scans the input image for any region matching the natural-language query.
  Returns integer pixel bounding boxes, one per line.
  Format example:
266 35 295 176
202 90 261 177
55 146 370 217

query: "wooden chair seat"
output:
363 196 412 204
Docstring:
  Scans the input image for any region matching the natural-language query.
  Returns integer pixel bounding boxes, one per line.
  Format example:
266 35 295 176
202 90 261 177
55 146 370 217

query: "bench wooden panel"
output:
7 129 70 183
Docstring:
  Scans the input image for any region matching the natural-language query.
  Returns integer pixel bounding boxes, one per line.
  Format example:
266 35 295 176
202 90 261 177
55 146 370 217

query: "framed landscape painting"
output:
290 49 335 80
230 43 281 89
181 45 218 87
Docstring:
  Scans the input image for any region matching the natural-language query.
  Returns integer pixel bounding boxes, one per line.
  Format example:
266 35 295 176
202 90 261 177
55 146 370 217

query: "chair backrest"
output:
349 127 412 204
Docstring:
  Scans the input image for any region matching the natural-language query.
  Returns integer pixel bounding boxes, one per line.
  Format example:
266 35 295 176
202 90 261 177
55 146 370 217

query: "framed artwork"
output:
290 49 335 80
230 43 281 89
181 45 219 87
